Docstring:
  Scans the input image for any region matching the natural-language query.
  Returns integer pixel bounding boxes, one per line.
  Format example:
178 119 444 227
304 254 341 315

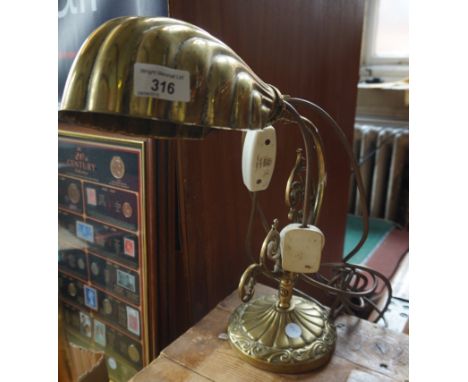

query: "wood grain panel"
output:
130 356 211 382
170 0 365 323
130 285 407 381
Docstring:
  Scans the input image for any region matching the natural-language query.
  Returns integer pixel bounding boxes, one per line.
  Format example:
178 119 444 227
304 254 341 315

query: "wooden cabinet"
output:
170 0 365 326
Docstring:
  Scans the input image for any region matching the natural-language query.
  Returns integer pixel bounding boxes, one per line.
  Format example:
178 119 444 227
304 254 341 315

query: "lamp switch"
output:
242 126 276 192
280 223 325 273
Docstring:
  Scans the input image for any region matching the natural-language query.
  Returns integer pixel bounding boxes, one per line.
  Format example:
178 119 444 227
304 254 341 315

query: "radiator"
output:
348 124 409 226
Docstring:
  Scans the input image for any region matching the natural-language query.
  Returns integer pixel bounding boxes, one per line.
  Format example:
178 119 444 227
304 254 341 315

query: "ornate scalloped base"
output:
227 294 336 373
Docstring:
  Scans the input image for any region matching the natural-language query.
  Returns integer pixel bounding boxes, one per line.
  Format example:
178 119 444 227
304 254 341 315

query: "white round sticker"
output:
285 323 302 338
107 357 117 370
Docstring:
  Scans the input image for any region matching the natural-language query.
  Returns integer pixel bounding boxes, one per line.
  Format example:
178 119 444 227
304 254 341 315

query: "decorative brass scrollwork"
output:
259 219 281 274
239 143 391 326
238 263 262 303
238 219 283 302
285 149 306 223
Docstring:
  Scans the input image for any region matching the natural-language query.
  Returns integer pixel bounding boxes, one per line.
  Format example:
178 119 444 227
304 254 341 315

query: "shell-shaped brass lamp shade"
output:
59 16 283 138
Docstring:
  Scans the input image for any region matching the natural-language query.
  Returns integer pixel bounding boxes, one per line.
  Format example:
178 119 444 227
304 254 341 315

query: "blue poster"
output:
58 0 169 101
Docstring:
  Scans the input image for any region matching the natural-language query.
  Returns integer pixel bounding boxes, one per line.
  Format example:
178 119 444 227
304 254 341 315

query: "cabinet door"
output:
170 0 365 320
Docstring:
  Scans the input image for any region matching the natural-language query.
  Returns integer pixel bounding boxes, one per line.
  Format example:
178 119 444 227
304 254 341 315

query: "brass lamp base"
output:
227 294 336 373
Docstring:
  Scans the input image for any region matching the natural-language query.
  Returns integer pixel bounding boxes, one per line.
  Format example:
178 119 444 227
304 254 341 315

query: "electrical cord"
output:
283 96 370 262
241 96 392 324
299 115 327 225
357 133 395 166
283 101 313 228
244 192 258 264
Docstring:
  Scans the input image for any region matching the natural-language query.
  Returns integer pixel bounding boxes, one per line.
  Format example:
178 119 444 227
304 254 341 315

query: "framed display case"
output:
58 127 159 381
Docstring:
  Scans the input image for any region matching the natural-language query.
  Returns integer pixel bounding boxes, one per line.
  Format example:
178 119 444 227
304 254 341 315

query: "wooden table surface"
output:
130 285 408 382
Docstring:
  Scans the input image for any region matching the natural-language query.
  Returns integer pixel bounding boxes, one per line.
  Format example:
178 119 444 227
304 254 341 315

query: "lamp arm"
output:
299 115 327 226
282 101 315 228
281 102 327 227
240 95 390 323
283 96 369 263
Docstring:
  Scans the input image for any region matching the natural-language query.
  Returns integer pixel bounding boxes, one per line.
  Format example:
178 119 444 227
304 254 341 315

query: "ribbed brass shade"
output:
59 16 282 138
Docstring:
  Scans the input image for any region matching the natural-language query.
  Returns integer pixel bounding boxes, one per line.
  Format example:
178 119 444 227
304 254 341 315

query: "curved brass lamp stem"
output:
277 273 295 310
229 99 335 374
300 116 326 226
282 101 327 227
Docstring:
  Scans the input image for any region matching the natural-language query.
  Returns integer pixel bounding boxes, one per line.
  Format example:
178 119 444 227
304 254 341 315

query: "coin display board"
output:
58 128 154 382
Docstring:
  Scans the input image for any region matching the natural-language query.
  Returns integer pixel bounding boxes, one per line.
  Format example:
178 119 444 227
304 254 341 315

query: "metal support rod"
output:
277 273 295 310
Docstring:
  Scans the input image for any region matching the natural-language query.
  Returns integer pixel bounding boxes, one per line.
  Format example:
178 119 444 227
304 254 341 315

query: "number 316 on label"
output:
133 62 190 102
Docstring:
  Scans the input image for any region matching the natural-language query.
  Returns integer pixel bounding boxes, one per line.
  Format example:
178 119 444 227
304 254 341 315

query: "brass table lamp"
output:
60 16 390 374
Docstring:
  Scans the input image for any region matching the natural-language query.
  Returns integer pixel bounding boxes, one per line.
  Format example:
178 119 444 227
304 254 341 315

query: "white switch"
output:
242 126 276 192
280 223 325 273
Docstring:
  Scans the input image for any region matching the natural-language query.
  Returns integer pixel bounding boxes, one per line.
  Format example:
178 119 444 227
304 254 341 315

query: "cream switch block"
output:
241 126 276 192
280 223 325 273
